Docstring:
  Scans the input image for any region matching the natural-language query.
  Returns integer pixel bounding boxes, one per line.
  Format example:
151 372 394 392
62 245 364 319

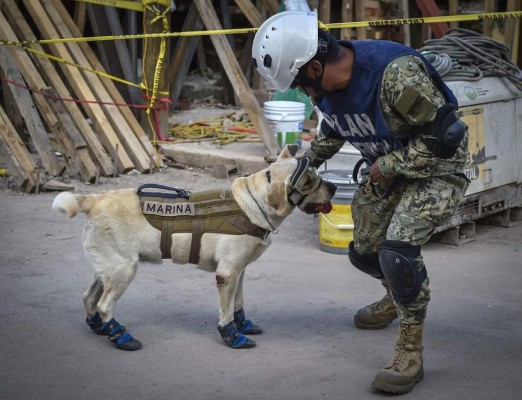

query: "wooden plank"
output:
341 0 353 40
42 88 98 182
355 1 366 40
42 179 75 192
449 0 459 29
0 0 114 176
0 47 63 177
73 0 87 34
251 0 267 90
0 131 30 191
44 0 151 173
169 2 203 104
238 33 254 80
319 0 331 23
220 0 235 51
219 0 236 105
86 4 141 107
193 0 280 156
233 0 263 27
232 0 261 83
196 37 208 73
50 0 161 169
505 0 519 63
0 24 96 181
22 0 134 173
258 0 278 15
0 105 37 192
401 0 411 46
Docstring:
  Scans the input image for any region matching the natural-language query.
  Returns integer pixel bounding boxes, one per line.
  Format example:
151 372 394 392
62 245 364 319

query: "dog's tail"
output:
52 192 96 218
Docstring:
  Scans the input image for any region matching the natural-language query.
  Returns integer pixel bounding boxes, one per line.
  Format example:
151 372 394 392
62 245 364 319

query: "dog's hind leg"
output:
83 275 106 334
216 272 255 349
92 260 142 351
233 271 263 335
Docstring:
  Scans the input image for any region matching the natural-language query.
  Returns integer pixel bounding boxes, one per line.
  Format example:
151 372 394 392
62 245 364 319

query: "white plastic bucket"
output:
263 101 305 148
318 170 357 255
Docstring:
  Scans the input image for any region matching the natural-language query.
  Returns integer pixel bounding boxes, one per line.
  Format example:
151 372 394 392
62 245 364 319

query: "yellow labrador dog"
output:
52 145 336 350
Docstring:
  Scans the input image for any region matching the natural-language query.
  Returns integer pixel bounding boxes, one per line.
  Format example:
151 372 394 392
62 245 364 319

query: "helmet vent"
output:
263 54 272 68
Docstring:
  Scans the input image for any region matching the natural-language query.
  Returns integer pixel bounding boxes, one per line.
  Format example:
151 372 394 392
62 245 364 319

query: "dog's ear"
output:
277 144 298 161
266 181 288 216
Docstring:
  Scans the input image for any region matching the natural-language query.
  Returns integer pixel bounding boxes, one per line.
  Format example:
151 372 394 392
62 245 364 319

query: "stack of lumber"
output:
0 0 161 193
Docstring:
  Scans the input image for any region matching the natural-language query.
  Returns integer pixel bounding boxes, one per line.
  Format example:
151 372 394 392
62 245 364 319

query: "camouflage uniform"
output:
304 54 470 393
305 55 470 252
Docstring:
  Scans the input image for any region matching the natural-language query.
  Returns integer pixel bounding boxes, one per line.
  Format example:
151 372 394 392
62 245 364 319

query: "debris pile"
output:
0 0 160 193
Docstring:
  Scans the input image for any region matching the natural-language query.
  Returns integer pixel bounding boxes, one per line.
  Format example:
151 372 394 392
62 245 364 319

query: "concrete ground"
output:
1 160 521 400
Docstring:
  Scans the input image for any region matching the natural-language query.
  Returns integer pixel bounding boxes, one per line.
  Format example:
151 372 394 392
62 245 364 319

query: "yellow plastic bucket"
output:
319 170 357 255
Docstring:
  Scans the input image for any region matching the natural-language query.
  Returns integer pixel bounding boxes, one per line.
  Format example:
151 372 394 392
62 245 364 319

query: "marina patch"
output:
143 201 195 216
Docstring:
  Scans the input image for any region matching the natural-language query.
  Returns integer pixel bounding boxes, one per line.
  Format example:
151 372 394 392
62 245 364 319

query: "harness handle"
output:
137 184 190 199
352 158 372 186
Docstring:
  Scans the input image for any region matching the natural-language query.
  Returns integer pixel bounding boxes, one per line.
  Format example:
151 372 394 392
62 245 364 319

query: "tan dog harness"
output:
137 185 270 263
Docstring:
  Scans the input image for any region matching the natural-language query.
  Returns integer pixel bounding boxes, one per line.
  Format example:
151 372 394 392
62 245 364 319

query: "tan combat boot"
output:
372 321 424 394
372 279 430 394
354 281 398 329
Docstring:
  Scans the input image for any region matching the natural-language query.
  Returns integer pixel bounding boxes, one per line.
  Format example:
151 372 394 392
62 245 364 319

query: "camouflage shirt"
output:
304 54 469 179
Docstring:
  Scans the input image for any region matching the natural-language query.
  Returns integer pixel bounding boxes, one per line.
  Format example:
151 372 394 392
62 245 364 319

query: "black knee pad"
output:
348 241 384 279
379 240 426 305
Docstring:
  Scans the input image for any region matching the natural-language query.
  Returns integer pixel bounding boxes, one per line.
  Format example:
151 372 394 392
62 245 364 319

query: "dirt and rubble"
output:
1 160 521 400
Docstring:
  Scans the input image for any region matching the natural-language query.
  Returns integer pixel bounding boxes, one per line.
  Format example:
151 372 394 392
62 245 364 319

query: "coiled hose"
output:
419 28 522 90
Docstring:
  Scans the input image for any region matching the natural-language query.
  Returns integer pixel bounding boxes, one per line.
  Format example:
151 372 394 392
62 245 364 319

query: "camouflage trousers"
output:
351 173 469 255
351 173 468 320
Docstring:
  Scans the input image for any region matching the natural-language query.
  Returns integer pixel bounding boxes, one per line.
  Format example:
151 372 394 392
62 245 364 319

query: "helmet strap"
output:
295 58 327 102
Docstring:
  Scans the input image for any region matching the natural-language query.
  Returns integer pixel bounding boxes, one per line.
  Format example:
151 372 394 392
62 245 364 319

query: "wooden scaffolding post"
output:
193 0 280 156
169 3 203 105
141 1 171 142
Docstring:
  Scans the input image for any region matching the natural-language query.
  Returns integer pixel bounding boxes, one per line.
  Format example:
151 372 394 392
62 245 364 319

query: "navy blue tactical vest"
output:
317 40 457 162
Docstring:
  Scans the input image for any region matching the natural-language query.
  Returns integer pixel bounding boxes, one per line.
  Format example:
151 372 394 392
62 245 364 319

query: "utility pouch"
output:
421 103 467 159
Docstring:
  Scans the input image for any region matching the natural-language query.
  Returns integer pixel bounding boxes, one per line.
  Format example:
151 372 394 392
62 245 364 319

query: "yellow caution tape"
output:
17 44 147 91
143 3 170 115
0 10 519 110
327 11 522 30
1 11 520 48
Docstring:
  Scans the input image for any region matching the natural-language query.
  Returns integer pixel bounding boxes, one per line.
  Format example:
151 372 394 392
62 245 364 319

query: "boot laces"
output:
372 293 393 312
388 324 420 370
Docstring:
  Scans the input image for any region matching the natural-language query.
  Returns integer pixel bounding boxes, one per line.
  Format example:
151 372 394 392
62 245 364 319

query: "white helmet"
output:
252 10 318 92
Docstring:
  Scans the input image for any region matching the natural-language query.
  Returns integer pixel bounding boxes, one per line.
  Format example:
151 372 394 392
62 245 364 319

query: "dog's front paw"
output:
234 308 263 335
218 321 256 349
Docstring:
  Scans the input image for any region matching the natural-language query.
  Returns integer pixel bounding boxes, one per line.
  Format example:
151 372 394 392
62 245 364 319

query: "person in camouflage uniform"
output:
253 11 469 394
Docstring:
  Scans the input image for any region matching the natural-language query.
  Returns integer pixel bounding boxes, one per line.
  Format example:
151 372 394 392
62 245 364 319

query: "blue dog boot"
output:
218 321 256 349
86 312 126 336
102 318 142 351
86 311 107 335
234 308 263 335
